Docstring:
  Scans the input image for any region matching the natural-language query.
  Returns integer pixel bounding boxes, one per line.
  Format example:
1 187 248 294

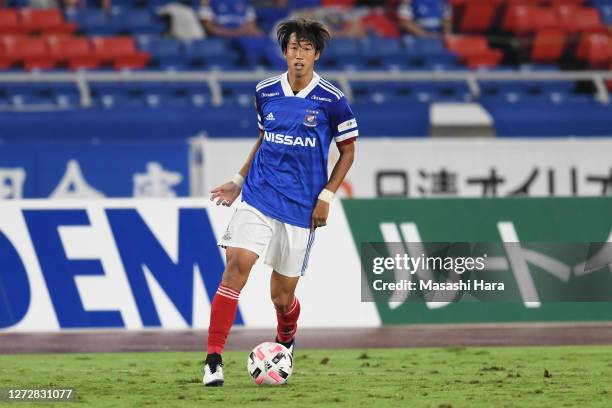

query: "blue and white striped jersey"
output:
242 71 358 228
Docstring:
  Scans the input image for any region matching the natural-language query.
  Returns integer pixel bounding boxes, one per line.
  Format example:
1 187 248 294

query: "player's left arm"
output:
311 141 355 230
311 95 358 230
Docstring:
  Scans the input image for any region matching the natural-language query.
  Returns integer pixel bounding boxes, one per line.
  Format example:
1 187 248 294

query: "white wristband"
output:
318 188 334 203
231 173 244 188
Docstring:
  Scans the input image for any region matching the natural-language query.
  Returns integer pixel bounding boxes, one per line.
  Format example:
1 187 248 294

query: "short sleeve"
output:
329 96 358 146
254 92 263 131
198 5 214 21
398 3 414 20
442 1 452 19
245 6 256 22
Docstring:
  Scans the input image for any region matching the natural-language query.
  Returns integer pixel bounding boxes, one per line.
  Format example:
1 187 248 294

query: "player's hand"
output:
210 181 241 207
311 199 330 231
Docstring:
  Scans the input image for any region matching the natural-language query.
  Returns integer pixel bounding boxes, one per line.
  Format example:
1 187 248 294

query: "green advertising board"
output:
343 197 612 325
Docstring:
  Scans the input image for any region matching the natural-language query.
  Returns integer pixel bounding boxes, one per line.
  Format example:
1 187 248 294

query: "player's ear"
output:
314 51 320 61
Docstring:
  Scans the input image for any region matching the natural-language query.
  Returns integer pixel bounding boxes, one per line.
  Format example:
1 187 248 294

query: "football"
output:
247 342 293 385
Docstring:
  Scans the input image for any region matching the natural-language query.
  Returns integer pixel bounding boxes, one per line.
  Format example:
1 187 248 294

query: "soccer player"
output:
203 18 358 387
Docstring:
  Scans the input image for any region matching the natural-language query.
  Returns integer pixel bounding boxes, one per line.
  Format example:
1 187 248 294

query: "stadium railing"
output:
0 69 611 107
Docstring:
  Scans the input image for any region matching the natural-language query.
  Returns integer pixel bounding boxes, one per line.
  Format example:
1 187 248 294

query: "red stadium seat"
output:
321 0 354 6
502 5 530 34
575 33 612 68
459 1 500 34
2 36 59 70
444 35 503 68
545 0 583 5
91 37 150 69
361 12 400 38
2 36 47 59
19 8 77 35
556 5 607 33
0 42 15 69
113 54 151 70
531 29 566 63
46 36 102 69
91 37 142 59
0 8 26 35
503 5 559 35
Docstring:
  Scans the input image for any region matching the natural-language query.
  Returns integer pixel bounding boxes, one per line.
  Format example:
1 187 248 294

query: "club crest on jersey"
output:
303 113 318 127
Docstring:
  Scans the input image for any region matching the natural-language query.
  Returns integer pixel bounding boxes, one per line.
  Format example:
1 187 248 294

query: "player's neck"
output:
287 71 313 94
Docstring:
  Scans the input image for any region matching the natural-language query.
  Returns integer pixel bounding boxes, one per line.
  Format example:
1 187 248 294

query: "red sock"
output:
276 297 300 344
207 284 240 355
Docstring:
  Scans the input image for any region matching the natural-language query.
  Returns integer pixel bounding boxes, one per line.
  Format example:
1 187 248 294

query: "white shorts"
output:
218 201 315 278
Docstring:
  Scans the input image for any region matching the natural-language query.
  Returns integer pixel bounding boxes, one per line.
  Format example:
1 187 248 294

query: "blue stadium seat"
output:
409 81 472 103
404 37 447 56
138 37 182 57
351 80 415 105
68 10 115 35
184 39 240 70
1 83 80 108
138 37 189 70
110 9 166 35
325 39 361 59
221 81 255 107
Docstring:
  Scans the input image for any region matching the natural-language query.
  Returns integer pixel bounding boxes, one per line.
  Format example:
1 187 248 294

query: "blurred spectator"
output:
198 0 285 68
199 0 263 38
158 3 205 40
63 0 111 13
397 0 451 37
29 0 60 8
252 0 289 34
289 6 366 38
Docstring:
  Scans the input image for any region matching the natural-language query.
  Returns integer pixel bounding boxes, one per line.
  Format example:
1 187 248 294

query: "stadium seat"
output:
0 8 26 35
458 0 501 34
359 37 403 68
91 36 150 69
3 82 80 107
503 5 560 35
68 10 115 36
596 3 612 25
110 9 165 35
360 11 399 38
575 33 612 68
184 39 239 70
221 81 254 107
531 29 566 63
46 36 101 70
444 35 503 68
556 5 607 33
1 36 59 70
138 37 188 70
19 8 77 35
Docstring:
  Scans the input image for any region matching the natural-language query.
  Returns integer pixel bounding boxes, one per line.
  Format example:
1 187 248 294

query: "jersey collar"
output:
280 71 320 98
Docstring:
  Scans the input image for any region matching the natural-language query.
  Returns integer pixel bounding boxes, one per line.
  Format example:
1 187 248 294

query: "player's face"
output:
284 33 319 77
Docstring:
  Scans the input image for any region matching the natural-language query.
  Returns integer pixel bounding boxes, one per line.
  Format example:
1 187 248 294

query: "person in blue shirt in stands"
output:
199 0 286 67
397 0 452 38
199 0 263 37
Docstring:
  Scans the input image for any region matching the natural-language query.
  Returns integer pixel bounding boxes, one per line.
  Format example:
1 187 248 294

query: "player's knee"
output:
271 294 293 313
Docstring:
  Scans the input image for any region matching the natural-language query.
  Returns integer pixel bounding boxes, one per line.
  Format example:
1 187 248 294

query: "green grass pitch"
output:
1 345 611 407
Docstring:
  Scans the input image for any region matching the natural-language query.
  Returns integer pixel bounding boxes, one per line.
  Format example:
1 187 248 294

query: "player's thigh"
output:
222 247 259 289
270 271 300 311
219 202 274 289
265 222 315 278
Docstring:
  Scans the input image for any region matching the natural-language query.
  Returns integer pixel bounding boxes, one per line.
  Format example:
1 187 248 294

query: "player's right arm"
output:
210 130 263 206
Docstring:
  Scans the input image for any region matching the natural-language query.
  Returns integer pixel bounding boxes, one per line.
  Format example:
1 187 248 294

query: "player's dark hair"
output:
276 18 331 55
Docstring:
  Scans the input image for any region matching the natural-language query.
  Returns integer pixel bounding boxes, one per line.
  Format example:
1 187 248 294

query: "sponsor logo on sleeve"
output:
338 119 357 133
